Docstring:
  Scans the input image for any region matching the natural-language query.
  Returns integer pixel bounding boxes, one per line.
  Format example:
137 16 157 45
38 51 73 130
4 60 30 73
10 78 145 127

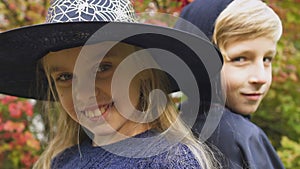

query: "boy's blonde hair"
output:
213 0 282 57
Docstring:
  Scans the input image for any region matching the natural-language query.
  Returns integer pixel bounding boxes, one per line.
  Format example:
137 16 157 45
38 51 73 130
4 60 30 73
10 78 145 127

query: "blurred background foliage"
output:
252 1 300 168
0 0 299 168
0 96 42 169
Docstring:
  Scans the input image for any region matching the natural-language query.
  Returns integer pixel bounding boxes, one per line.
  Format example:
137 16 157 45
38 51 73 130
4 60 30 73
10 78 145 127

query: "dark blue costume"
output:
194 106 285 169
51 130 202 169
175 0 285 168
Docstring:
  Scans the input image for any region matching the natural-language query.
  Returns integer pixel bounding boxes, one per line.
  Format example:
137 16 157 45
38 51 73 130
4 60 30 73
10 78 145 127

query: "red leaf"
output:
0 95 17 105
8 103 23 118
3 120 25 133
22 102 33 117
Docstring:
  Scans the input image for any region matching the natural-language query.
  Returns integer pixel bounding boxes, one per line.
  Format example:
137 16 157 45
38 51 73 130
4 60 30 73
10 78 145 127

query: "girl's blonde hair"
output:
33 44 220 169
213 0 282 58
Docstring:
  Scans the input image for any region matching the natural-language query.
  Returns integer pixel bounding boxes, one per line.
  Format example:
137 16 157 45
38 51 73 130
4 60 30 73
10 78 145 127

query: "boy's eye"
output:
263 56 273 63
56 73 73 81
97 63 112 73
231 56 246 62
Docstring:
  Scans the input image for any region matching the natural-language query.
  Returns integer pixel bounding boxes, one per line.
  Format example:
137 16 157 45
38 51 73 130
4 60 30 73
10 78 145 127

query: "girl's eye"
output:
56 73 73 81
97 63 112 73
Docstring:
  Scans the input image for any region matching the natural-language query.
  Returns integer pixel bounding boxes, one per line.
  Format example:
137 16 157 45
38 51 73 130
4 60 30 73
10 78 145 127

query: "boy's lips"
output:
241 93 263 101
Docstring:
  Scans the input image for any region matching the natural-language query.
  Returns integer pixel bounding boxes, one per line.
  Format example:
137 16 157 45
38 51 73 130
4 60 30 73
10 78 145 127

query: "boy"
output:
176 0 285 168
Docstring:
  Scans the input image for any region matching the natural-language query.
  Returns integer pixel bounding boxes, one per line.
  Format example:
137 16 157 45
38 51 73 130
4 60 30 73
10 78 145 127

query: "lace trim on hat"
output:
47 0 136 23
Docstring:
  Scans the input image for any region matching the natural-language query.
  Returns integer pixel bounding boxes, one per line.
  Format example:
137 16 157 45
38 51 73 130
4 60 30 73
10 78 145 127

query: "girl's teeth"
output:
100 106 106 113
94 109 101 116
87 111 94 118
84 105 109 118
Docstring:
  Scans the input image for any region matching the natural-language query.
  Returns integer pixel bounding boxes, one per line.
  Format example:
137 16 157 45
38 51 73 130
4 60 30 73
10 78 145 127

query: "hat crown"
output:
46 0 136 23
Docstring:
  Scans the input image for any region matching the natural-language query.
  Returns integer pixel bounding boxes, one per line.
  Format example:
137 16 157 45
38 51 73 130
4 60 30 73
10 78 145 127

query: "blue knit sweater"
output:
51 130 202 169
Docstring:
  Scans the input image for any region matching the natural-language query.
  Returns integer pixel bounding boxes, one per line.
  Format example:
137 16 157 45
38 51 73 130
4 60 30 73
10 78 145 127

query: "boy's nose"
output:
248 63 268 85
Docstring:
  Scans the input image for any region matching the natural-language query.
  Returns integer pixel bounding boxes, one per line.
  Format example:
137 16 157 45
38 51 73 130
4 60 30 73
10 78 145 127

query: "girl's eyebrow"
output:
48 66 68 74
47 51 118 74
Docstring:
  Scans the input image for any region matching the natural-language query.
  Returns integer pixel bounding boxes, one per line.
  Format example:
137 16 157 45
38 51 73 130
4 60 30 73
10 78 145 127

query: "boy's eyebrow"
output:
266 49 277 56
230 49 277 56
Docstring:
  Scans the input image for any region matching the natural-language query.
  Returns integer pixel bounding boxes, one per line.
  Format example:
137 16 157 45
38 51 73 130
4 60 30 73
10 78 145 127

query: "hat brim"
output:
0 22 222 100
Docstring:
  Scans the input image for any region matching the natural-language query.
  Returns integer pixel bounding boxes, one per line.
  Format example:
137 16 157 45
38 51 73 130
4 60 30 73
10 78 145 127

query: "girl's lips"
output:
81 102 113 121
84 102 110 111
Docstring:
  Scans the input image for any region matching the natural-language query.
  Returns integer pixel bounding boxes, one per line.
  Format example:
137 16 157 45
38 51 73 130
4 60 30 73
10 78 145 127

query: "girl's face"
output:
222 37 277 115
43 42 149 143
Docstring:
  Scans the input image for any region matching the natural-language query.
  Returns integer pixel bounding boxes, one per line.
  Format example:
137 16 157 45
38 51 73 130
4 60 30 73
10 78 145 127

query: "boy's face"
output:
222 37 277 115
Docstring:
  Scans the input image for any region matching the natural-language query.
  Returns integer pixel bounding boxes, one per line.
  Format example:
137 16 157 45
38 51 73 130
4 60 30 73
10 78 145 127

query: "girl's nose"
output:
73 77 99 106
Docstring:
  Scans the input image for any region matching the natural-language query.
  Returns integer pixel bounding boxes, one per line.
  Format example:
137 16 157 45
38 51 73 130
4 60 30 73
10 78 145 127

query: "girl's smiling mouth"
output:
81 102 114 121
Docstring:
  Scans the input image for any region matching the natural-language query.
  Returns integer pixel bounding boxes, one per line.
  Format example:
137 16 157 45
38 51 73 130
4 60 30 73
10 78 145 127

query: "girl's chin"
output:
90 125 117 136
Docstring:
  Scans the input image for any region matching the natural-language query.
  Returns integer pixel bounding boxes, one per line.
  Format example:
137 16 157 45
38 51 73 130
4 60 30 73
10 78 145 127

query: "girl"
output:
36 41 214 169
